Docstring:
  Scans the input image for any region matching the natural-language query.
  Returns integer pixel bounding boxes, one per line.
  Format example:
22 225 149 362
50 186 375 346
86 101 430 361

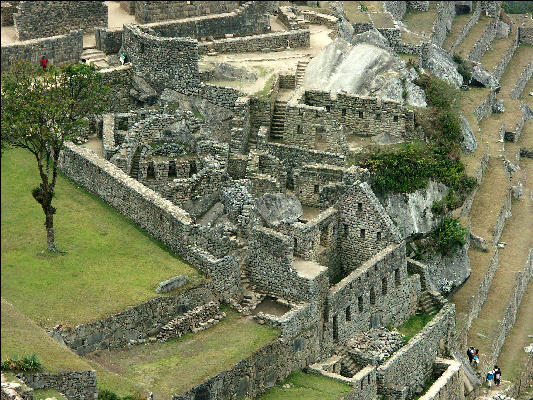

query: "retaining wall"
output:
467 16 499 62
448 7 481 55
58 144 242 300
431 1 456 47
509 60 533 99
518 27 533 44
377 304 457 398
19 371 96 400
13 1 107 41
134 1 238 24
47 283 216 355
474 89 497 122
172 327 321 400
418 359 464 400
94 26 123 54
1 29 82 71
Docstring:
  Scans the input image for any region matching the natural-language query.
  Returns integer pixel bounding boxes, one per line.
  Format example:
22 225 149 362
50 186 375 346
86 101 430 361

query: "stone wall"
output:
134 1 238 24
431 1 455 47
47 283 216 355
58 144 242 301
19 371 96 400
1 1 18 26
255 301 318 340
1 29 82 72
122 24 200 94
324 245 419 351
173 327 320 400
418 359 464 400
467 16 499 62
448 6 481 55
300 9 338 28
474 89 497 122
304 90 416 140
13 1 107 41
142 1 271 40
306 366 377 400
99 65 137 113
197 29 310 55
481 249 533 372
384 1 407 21
492 25 518 81
248 226 329 303
95 26 123 54
509 59 533 99
377 304 456 399
518 27 533 44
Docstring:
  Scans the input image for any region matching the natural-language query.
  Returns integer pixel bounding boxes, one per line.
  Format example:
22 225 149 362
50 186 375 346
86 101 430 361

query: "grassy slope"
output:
1 149 202 327
85 308 279 398
397 312 437 342
256 371 351 400
1 298 147 397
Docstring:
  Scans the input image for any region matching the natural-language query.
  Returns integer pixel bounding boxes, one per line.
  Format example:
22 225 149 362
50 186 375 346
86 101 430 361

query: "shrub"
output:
432 217 467 255
416 74 458 110
0 354 43 372
98 390 120 400
453 53 472 84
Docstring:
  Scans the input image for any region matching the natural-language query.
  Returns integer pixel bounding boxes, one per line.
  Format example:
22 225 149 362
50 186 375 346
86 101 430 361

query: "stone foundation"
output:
18 371 96 400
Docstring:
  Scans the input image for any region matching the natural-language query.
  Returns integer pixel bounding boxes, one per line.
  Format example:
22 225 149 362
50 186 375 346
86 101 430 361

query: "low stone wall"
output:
172 327 321 400
255 301 317 340
492 27 518 81
197 29 310 55
377 304 456 398
509 60 533 99
58 144 242 301
448 7 481 55
134 1 238 24
19 371 96 400
467 17 499 62
13 1 107 41
307 366 377 400
431 1 455 47
384 1 407 21
474 89 497 123
505 105 531 142
1 29 82 71
481 249 533 372
48 283 215 355
300 10 338 28
518 27 533 44
418 359 464 400
99 65 137 113
94 26 123 54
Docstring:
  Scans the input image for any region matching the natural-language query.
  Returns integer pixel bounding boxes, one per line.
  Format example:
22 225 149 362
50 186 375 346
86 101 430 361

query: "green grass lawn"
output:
1 298 147 397
85 308 279 398
255 371 351 400
33 388 68 400
397 312 437 342
1 149 203 327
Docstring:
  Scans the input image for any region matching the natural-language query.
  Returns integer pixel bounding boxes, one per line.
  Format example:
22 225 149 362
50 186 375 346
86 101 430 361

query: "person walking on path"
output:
473 348 480 365
40 55 48 69
486 370 494 387
467 346 474 363
494 366 502 387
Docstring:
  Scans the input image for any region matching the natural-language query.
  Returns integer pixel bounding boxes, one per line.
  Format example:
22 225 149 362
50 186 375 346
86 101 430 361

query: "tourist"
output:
40 55 48 69
486 369 494 387
494 366 502 387
467 346 474 363
119 50 127 65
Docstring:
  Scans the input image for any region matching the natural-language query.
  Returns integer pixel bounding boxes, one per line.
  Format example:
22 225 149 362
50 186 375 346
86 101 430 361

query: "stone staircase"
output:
233 258 264 315
270 101 287 141
81 46 109 69
295 60 308 87
418 290 442 315
335 345 361 378
129 147 141 179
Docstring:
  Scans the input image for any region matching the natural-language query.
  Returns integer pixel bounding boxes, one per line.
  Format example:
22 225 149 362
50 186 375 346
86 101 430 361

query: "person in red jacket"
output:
40 55 48 69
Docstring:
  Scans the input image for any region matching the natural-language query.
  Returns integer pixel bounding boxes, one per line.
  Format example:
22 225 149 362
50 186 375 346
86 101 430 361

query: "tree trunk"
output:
45 207 57 252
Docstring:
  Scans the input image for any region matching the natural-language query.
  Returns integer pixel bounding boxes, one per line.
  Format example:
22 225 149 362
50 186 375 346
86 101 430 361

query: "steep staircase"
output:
417 290 441 315
270 101 287 141
129 147 141 179
233 257 264 315
295 60 308 87
81 46 109 69
335 346 361 378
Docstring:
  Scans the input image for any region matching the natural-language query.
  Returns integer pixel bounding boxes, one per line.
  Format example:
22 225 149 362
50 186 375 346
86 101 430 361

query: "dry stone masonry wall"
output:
13 1 107 41
19 371 96 400
134 1 239 24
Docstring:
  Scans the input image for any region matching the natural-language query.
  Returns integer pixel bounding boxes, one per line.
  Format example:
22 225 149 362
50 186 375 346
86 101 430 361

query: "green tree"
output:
1 60 109 252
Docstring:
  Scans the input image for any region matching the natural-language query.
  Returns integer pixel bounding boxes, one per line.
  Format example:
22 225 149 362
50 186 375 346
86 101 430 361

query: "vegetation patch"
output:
397 312 437 342
0 354 42 372
1 149 203 327
453 53 473 84
256 370 351 400
431 217 468 256
502 1 533 14
254 74 276 100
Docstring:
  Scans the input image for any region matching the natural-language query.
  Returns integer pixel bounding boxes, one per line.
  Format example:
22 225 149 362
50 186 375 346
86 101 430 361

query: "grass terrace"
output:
480 19 517 72
85 308 279 398
1 298 147 397
454 15 492 58
443 12 476 51
397 312 438 342
255 370 351 400
1 149 203 328
33 389 68 400
402 2 438 38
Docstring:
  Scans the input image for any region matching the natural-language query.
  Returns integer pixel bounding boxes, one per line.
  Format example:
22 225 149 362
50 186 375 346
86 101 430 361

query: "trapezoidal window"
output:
377 231 382 241
314 184 319 194
344 224 349 237
370 287 376 305
360 229 366 238
358 296 363 311
146 162 155 179
382 277 387 295
342 108 347 116
297 125 303 134
376 113 381 120
168 160 177 178
393 115 399 122
359 111 364 118
358 202 363 212
395 269 401 287
333 315 338 341
346 306 351 321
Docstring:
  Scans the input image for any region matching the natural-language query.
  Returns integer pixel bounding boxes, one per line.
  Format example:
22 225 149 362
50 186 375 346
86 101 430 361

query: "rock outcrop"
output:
255 193 303 227
421 44 463 88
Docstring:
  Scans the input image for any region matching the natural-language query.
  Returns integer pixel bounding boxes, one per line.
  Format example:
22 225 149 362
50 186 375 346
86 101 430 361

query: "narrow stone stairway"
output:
129 147 141 179
270 101 287 141
295 60 308 87
81 46 109 69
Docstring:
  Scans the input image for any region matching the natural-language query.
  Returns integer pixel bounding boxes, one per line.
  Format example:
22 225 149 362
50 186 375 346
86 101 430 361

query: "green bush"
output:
416 74 458 110
502 1 533 14
432 217 467 255
98 390 120 400
453 53 472 84
0 354 43 372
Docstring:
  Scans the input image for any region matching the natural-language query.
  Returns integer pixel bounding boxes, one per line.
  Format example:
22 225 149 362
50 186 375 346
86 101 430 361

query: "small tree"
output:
1 60 109 252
